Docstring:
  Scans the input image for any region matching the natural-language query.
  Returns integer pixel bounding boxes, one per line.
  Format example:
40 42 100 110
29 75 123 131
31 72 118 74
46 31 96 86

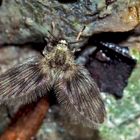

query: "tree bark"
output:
0 97 49 140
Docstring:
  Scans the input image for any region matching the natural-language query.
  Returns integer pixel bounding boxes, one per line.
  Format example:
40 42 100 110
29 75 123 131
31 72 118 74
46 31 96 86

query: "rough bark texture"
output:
0 0 139 47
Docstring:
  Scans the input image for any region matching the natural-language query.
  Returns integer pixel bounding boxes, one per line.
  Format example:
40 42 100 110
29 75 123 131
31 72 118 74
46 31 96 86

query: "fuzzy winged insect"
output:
0 38 106 128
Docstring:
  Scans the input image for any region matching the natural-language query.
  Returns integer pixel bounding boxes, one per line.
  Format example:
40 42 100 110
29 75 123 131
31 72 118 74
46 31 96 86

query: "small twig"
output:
76 26 86 41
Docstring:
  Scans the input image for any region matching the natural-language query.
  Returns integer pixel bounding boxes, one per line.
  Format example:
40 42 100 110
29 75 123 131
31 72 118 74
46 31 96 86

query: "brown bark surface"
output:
0 97 49 140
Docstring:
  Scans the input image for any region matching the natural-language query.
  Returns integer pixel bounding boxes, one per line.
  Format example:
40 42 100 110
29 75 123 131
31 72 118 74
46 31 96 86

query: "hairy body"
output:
0 40 106 128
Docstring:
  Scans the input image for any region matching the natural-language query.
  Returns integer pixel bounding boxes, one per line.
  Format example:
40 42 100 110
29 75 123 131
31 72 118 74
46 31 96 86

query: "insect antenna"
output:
43 31 60 55
47 30 58 42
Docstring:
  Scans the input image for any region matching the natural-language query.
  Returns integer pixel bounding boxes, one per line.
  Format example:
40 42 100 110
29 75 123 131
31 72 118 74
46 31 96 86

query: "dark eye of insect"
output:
0 40 106 128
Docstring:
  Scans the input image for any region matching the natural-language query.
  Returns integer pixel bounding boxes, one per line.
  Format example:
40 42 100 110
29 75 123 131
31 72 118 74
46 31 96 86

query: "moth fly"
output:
0 37 106 128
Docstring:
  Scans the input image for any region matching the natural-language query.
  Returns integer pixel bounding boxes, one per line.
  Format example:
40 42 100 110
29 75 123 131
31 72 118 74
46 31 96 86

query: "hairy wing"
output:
0 56 49 105
56 66 106 128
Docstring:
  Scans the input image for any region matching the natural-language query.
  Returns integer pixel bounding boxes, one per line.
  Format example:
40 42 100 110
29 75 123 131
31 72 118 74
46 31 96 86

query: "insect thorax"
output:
43 41 75 72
